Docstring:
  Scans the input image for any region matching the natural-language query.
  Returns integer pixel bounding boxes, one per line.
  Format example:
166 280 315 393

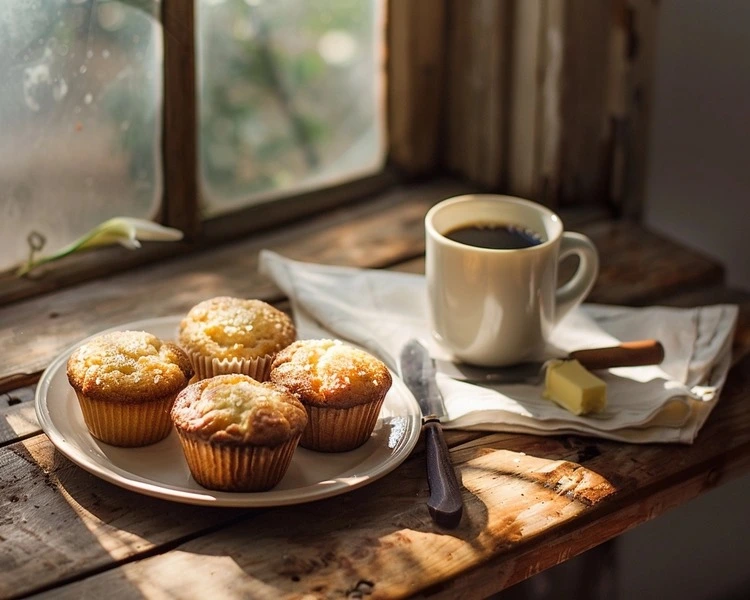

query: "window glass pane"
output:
0 0 162 273
198 0 385 216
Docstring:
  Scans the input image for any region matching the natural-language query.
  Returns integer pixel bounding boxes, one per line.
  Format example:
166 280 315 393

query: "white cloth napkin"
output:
259 250 738 444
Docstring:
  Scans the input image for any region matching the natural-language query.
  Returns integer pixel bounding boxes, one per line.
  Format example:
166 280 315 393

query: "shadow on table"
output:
2 439 249 598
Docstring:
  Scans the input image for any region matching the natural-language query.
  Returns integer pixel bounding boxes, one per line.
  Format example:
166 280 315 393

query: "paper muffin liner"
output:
300 396 386 452
188 351 274 382
74 391 178 447
176 432 300 492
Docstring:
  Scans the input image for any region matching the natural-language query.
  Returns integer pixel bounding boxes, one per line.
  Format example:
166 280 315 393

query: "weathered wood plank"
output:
615 0 661 218
0 386 36 444
580 219 725 306
443 0 511 188
427 441 750 599
507 0 544 201
497 0 660 212
23 352 750 599
436 358 750 599
6 352 749 599
4 287 746 600
2 345 748 598
26 447 617 600
443 0 470 179
558 0 613 206
387 0 448 175
0 435 249 599
0 181 744 599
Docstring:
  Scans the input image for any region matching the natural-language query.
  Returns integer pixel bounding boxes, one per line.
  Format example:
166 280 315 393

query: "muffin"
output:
269 339 392 452
178 297 296 382
171 374 308 492
66 330 193 447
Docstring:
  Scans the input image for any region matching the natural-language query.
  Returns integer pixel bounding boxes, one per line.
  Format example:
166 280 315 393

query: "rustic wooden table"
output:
2 181 749 600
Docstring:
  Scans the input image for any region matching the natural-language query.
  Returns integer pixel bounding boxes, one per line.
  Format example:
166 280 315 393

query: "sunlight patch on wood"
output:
20 437 155 561
3 404 38 438
123 552 272 600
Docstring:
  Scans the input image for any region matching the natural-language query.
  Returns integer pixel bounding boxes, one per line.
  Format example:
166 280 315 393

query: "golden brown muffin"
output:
269 339 392 452
179 296 296 382
171 374 307 492
66 330 193 447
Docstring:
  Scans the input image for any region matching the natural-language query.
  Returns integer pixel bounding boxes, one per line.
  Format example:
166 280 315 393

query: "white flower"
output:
17 217 183 277
74 217 183 250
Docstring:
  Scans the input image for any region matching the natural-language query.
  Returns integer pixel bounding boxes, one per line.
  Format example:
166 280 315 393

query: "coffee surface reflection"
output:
444 223 543 250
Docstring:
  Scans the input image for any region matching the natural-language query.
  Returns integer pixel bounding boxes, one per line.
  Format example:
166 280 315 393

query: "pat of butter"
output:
543 359 607 416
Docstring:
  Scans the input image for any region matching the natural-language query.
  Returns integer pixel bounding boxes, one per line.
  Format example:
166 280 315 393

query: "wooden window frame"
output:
1 1 404 306
160 3 404 241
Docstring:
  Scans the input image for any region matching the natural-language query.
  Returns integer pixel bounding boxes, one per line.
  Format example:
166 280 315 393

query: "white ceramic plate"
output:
35 316 421 507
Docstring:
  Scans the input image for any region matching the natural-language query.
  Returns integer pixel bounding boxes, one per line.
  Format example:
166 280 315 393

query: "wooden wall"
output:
387 0 660 215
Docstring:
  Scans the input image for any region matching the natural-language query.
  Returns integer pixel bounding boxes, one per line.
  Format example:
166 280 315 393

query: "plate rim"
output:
34 315 422 507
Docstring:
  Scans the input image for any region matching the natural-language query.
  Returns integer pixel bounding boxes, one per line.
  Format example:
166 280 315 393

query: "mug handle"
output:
555 232 599 324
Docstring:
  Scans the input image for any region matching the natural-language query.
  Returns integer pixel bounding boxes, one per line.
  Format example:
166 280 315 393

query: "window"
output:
1 0 386 277
198 0 385 216
0 0 162 273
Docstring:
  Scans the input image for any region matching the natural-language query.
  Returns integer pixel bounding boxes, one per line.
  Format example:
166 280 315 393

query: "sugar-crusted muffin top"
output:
269 339 392 408
178 297 296 361
170 374 307 446
66 330 193 403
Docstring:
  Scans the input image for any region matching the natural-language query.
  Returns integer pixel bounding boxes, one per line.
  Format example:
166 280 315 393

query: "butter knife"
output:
400 339 463 528
436 339 665 384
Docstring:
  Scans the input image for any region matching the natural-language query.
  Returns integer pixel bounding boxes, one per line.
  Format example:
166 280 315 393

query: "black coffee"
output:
444 223 543 250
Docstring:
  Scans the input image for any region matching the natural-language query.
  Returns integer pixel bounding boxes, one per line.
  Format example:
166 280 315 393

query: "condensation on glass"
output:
0 0 162 273
197 0 385 216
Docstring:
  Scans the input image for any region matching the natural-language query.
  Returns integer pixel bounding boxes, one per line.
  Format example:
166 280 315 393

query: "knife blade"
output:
400 339 463 529
436 339 665 384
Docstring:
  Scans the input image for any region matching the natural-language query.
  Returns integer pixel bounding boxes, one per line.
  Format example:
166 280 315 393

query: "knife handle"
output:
423 420 463 529
569 339 665 370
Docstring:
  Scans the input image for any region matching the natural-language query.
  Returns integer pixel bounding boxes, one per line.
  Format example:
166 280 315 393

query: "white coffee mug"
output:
425 194 599 366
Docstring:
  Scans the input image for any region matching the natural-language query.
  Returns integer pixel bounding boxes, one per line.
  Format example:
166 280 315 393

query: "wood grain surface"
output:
3 353 749 599
161 0 199 238
388 0 447 176
0 182 721 386
1 179 749 600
